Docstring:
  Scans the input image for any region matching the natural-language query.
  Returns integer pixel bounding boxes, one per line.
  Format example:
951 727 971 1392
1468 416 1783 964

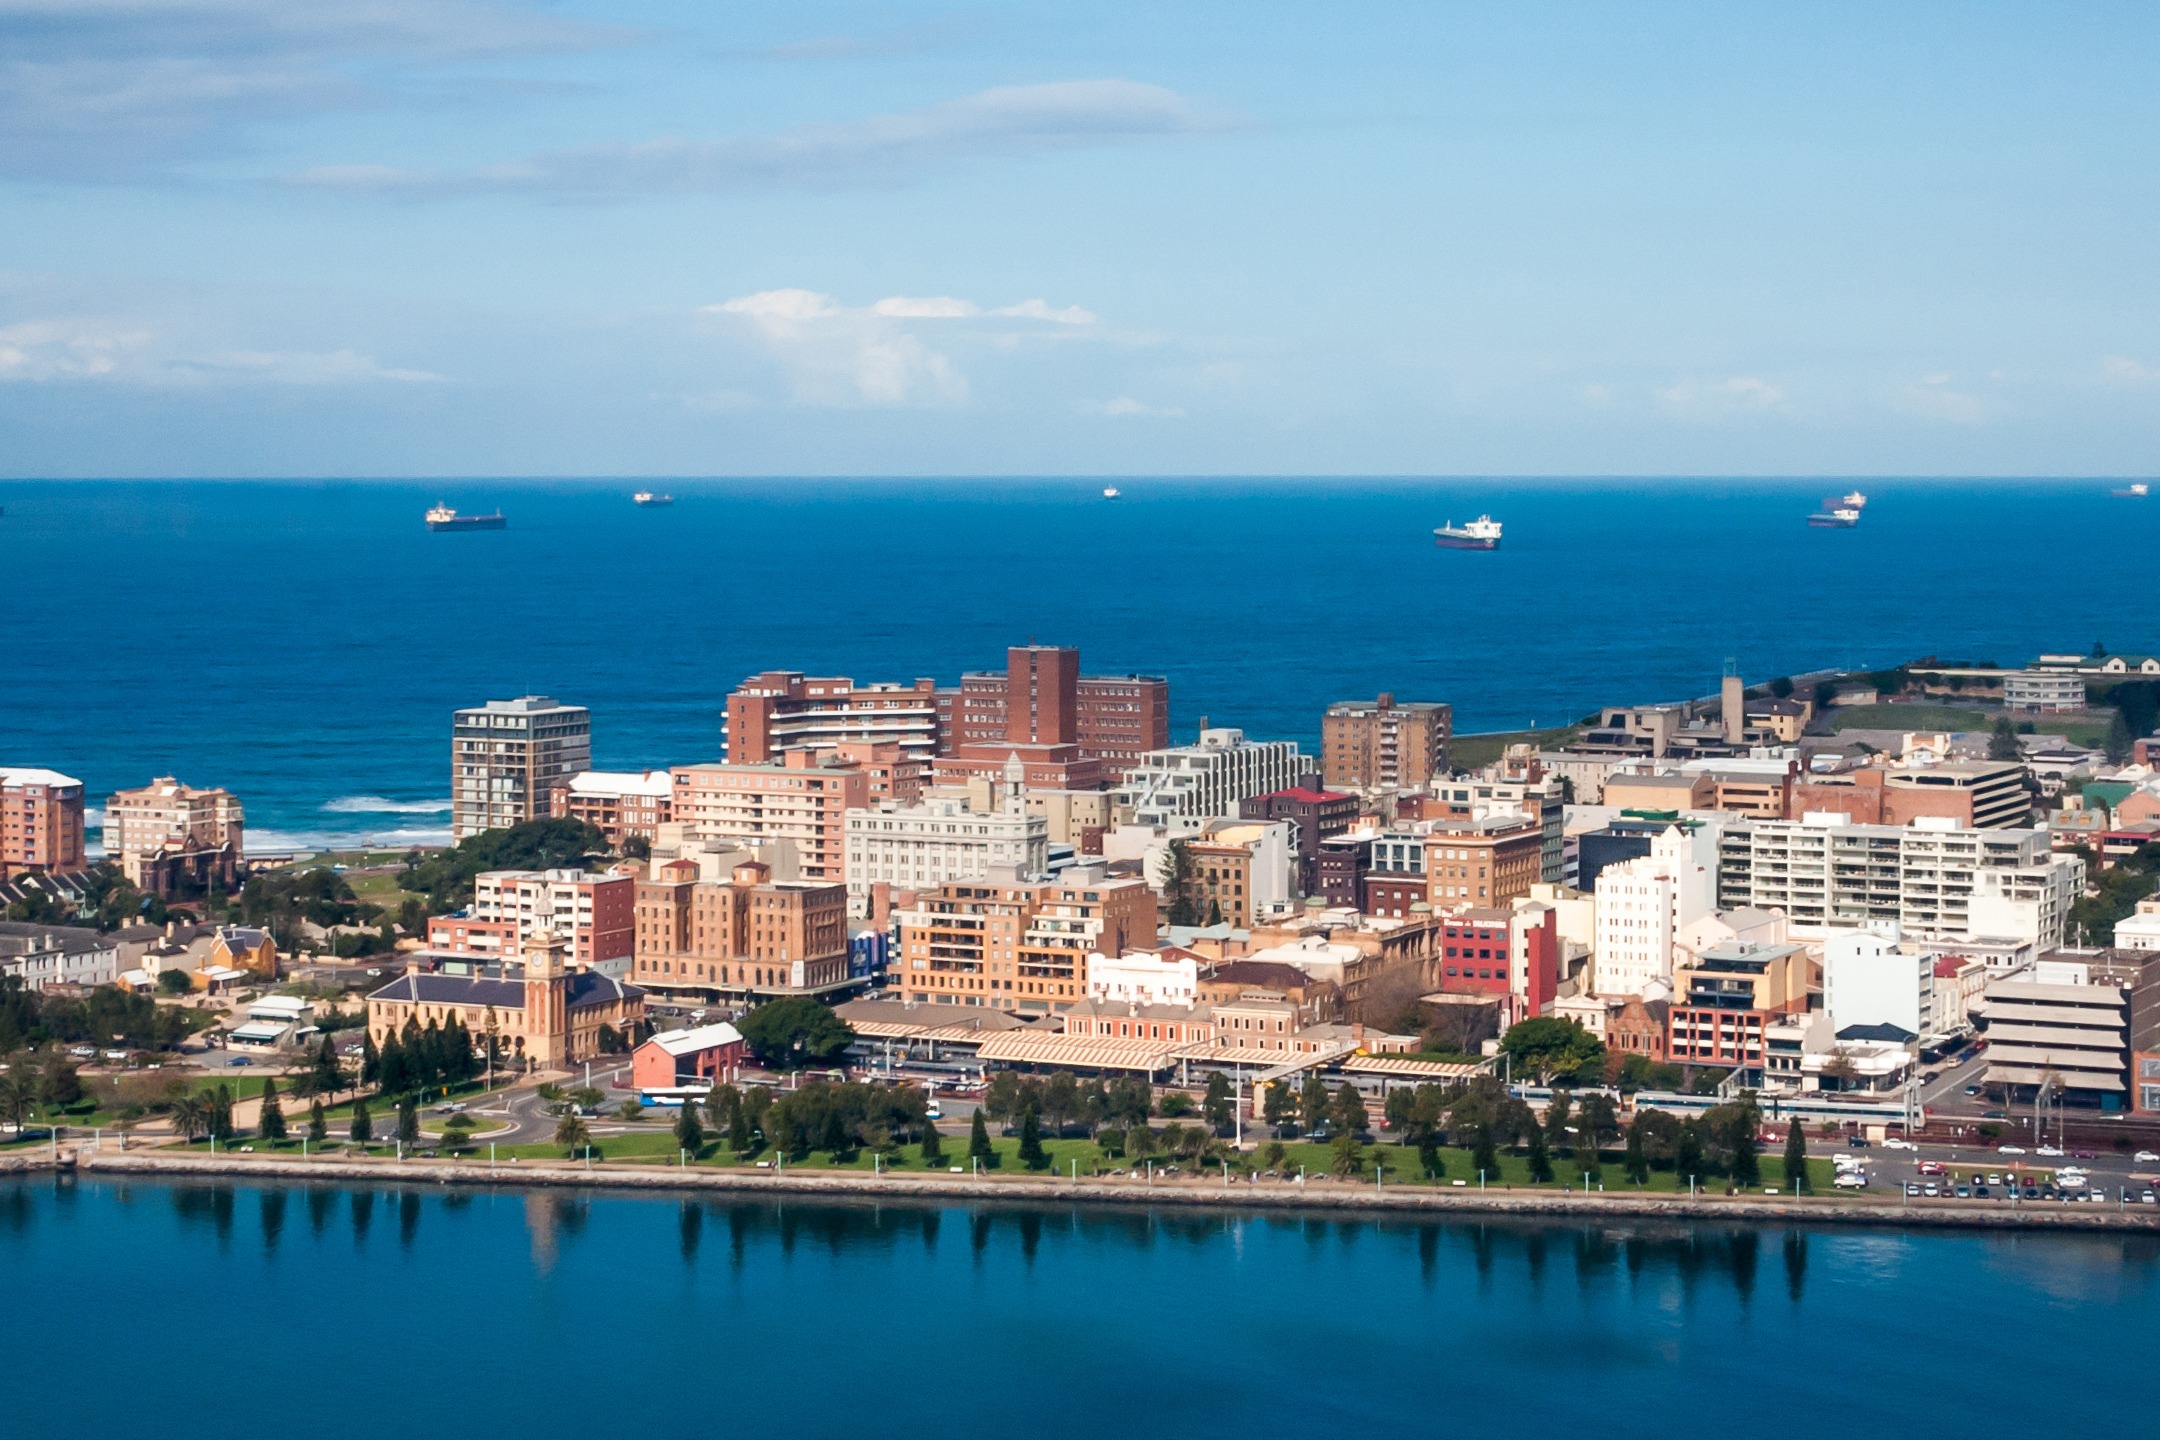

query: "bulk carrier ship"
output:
1432 515 1503 550
425 504 507 532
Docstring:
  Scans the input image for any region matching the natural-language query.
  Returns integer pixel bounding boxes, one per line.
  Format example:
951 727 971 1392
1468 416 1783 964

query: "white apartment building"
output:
842 793 1048 916
2113 899 2160 951
1821 923 1935 1038
1716 815 2081 946
452 696 592 841
467 867 634 972
1592 825 1717 996
1111 728 1311 827
1085 948 1199 1007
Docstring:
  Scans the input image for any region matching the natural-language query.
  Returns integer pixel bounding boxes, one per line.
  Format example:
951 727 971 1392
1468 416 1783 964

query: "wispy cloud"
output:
290 80 1231 197
2104 355 2159 384
1660 374 1787 415
1078 395 1185 418
1897 371 1985 424
0 317 440 386
0 0 625 180
700 287 1102 408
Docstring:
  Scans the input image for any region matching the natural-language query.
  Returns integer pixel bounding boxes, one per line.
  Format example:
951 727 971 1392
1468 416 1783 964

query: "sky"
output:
4 1 2160 478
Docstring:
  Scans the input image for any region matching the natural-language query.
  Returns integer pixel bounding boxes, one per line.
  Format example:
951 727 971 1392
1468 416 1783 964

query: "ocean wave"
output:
249 825 454 855
321 796 453 814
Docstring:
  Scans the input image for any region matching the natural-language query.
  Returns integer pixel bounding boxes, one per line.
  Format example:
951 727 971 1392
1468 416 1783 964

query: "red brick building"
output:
1433 905 1557 1027
631 1021 746 1093
0 768 86 877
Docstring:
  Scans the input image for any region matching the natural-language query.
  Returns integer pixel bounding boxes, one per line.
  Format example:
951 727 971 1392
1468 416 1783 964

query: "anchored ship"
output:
1102 486 1121 500
633 491 674 507
1807 504 1862 528
425 504 506 532
1433 515 1502 550
2112 482 2150 498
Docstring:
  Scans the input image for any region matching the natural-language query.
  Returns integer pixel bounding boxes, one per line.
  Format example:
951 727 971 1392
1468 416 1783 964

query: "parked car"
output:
1963 1084 1982 1096
2141 1189 2156 1205
1922 1183 1940 1197
2134 1150 2160 1164
227 1056 252 1067
1834 1172 1867 1190
1905 1182 1923 1196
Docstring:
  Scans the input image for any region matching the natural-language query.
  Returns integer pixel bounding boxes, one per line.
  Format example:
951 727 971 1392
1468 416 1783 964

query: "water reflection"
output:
1784 1231 1808 1303
306 1187 333 1237
259 1189 285 1253
398 1191 421 1249
351 1190 373 1248
678 1201 701 1262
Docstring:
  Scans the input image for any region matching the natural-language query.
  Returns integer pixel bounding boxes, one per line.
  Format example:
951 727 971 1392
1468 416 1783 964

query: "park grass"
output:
1829 703 2113 747
1450 726 1583 771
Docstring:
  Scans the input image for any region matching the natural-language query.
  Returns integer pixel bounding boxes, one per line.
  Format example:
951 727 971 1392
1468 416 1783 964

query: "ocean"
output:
2 1178 2154 1439
2 477 2152 851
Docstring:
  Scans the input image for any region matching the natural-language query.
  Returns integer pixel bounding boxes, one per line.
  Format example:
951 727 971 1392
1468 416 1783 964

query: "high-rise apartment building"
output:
893 866 1157 1013
722 645 1167 781
453 696 592 841
630 857 852 1001
549 771 674 847
843 786 1049 915
104 777 244 894
1717 816 2081 945
0 768 86 876
1321 694 1452 790
670 749 870 883
465 868 636 972
1112 728 1312 827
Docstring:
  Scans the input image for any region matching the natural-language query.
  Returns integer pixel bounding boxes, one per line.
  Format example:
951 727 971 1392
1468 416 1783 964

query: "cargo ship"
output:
425 504 506 532
1102 486 1121 500
633 491 674 507
1807 503 1862 528
1433 515 1502 550
2112 482 2150 498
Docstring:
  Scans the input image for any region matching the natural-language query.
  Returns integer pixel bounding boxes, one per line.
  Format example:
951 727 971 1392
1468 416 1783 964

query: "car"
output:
1982 1109 2007 1119
2141 1190 2156 1205
67 1045 96 1059
1847 1136 1872 1148
1955 1186 1971 1199
2022 1186 2040 1200
1963 1084 1982 1096
1973 1185 1990 1198
925 1101 943 1119
2071 1150 2097 1160
1918 1161 1946 1176
2135 1151 2160 1164
2036 1145 2064 1157
1922 1183 1940 1197
1884 1138 1917 1151
1986 1173 2002 1185
1834 1172 1868 1189
1997 1144 2026 1155
1905 1182 1923 1196
227 1056 251 1067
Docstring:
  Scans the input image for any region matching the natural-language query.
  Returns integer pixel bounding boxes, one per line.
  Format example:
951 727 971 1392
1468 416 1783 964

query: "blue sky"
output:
5 1 2160 477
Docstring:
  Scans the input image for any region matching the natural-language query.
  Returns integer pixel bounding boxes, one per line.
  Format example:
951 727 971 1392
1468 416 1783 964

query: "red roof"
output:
1269 786 1350 804
1933 955 1973 978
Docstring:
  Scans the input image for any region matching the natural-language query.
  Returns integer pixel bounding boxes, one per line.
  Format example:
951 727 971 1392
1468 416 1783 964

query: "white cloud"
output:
1080 395 1185 418
702 287 1105 409
1659 374 1787 414
2104 355 2158 384
292 79 1229 197
0 0 625 179
0 316 440 386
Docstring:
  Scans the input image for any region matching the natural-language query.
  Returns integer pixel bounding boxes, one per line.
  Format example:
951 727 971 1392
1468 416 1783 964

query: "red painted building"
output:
632 1021 747 1093
1434 905 1557 1027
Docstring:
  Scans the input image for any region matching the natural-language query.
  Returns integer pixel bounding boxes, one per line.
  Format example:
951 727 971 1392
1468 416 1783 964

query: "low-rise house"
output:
0 922 120 992
631 1021 745 1092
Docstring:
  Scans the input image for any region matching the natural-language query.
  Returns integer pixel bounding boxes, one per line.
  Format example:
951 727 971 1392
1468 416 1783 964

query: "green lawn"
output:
1450 726 1584 771
1830 703 2113 747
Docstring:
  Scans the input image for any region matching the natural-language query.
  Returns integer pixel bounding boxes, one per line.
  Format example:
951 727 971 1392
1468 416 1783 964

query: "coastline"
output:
17 1150 2160 1233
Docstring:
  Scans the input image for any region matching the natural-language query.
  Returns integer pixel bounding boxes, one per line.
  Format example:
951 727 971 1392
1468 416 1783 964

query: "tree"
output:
2107 710 2134 766
378 1032 407 1096
1989 715 2021 762
1329 1129 1365 1176
920 1114 944 1165
257 1076 287 1142
398 817 609 911
1202 1072 1234 1133
555 1111 590 1157
36 1054 83 1112
1674 1121 1706 1186
1499 1017 1605 1084
1299 1073 1331 1133
1624 1120 1649 1184
360 1031 380 1087
1040 1071 1082 1136
1418 1135 1442 1179
307 1099 328 1145
969 1109 994 1167
1783 1119 1810 1194
674 1098 705 1157
1260 1139 1289 1172
1769 675 1795 698
1471 1124 1498 1181
1727 1099 1762 1187
312 1034 343 1096
1263 1082 1296 1134
208 1084 235 1142
1160 839 1203 927
1017 1110 1048 1170
396 1093 420 1147
735 997 855 1069
170 1093 210 1143
729 1096 754 1154
349 1097 373 1145
1331 1083 1367 1137
1543 1090 1572 1149
1525 1124 1554 1183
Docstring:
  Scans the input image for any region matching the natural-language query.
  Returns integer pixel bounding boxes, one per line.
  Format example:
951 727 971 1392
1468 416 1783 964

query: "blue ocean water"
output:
2 477 2153 849
1 1177 2153 1440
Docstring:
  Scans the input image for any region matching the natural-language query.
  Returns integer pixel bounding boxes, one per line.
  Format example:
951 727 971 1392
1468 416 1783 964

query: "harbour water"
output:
2 1176 2153 1437
3 477 2155 849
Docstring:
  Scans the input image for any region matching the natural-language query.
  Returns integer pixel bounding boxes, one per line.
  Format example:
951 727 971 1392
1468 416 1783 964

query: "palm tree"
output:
169 1094 211 1143
554 1112 590 1158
